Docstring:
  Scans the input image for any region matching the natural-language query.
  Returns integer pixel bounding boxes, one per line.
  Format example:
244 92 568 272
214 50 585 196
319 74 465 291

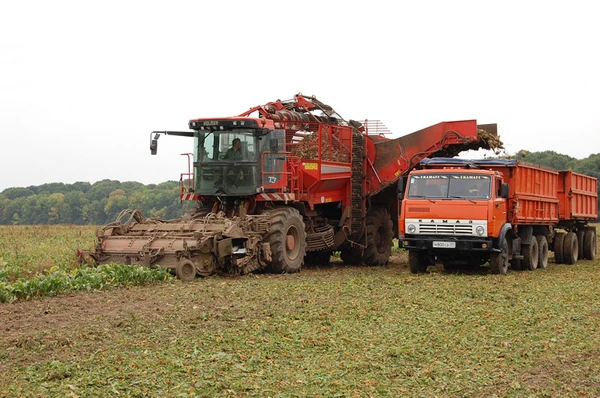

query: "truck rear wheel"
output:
409 251 428 273
583 229 596 260
563 232 578 265
523 237 539 271
536 235 549 269
490 238 509 275
553 232 565 264
265 208 307 273
362 207 394 266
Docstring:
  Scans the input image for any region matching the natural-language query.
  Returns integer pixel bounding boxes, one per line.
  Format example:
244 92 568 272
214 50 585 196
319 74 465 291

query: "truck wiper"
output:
449 195 476 204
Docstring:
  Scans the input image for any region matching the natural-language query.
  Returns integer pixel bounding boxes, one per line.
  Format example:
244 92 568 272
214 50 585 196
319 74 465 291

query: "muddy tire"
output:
553 232 565 264
536 235 549 269
340 245 362 266
362 207 394 266
523 237 539 271
576 230 585 261
563 231 578 265
409 251 428 273
176 259 197 282
583 229 596 260
265 208 307 273
490 238 509 275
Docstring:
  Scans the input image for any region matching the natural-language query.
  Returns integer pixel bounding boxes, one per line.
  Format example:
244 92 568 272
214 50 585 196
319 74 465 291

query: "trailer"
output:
398 158 598 274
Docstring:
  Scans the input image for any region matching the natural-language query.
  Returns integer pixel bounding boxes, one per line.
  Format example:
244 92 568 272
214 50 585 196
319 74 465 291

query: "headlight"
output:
407 224 416 234
476 226 485 236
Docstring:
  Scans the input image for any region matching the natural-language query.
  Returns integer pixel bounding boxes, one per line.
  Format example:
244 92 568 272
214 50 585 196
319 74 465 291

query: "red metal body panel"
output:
507 164 559 224
558 171 598 220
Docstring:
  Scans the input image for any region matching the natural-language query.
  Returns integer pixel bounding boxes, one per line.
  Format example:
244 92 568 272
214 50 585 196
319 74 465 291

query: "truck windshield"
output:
194 130 260 195
407 174 491 199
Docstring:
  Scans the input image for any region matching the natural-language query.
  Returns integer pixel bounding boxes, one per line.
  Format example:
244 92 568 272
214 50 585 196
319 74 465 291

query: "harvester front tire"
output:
583 229 596 260
523 237 539 271
409 251 428 273
176 259 197 282
265 208 307 274
563 232 578 265
490 238 509 275
536 235 549 269
362 207 394 267
553 232 565 264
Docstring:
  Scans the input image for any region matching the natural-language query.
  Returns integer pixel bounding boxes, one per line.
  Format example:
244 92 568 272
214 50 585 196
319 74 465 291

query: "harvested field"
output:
1 226 599 397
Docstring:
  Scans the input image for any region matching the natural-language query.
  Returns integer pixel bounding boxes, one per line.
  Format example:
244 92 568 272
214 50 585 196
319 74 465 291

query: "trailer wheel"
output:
576 230 585 261
176 259 197 282
362 207 394 266
409 251 428 273
522 237 539 271
265 208 307 273
583 229 596 260
563 232 578 265
490 238 509 275
553 232 566 264
536 235 549 269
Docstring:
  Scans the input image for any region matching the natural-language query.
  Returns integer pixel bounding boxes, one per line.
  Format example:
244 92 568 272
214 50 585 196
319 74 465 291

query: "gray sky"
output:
1 0 599 191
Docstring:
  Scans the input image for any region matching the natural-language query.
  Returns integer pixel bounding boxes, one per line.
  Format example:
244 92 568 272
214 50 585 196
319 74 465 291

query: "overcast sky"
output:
1 0 599 191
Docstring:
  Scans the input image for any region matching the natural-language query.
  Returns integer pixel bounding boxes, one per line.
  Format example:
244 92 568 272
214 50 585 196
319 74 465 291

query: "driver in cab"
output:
225 138 245 183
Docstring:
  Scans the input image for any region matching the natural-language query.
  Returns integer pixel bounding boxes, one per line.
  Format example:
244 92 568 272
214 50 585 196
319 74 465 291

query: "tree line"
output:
2 150 599 225
0 179 194 225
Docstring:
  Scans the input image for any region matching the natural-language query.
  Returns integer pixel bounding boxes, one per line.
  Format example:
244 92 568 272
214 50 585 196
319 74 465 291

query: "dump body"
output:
400 158 598 274
558 171 598 221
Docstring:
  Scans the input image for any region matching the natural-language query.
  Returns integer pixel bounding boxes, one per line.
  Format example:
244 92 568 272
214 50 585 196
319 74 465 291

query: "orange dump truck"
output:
398 158 598 274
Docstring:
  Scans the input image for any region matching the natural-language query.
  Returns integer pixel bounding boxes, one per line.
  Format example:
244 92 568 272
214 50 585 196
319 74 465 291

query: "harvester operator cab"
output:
193 128 285 196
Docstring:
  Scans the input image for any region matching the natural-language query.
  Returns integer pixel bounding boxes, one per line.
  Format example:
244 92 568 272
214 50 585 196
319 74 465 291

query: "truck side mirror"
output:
150 139 158 155
501 183 509 198
397 177 406 200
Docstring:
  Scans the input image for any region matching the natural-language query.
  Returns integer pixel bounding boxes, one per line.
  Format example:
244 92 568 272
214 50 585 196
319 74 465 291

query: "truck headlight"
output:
407 224 416 234
476 226 485 236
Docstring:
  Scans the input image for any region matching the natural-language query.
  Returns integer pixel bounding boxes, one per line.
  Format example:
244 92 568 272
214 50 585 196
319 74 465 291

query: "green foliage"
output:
0 225 172 303
514 149 576 170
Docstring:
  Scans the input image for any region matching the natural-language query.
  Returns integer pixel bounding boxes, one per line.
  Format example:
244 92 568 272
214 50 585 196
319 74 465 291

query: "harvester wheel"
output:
409 251 428 273
176 259 197 282
265 208 307 273
362 207 394 267
583 229 596 260
536 235 549 269
553 232 566 264
563 232 578 265
490 238 509 275
522 237 539 271
340 245 363 266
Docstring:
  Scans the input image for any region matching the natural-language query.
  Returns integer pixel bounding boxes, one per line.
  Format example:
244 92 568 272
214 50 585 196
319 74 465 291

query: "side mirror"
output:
501 183 509 198
150 139 158 155
397 177 406 200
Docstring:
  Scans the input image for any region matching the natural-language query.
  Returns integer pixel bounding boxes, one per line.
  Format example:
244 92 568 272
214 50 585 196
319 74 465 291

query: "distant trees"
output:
0 180 194 225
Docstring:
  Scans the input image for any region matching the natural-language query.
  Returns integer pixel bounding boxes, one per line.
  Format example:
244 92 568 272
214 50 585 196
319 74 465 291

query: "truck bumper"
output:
401 236 496 253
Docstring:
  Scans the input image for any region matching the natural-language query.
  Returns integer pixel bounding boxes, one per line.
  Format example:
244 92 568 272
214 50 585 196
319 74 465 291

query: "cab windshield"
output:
407 173 492 199
194 130 259 195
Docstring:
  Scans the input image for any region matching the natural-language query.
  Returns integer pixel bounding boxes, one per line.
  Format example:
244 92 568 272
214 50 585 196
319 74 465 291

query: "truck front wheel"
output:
409 251 428 273
490 238 509 275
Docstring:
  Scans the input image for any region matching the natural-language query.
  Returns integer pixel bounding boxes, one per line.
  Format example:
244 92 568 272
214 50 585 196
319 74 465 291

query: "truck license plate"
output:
433 241 456 248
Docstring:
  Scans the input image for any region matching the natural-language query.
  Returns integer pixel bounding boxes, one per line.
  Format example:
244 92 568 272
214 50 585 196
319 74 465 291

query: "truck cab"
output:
399 158 509 272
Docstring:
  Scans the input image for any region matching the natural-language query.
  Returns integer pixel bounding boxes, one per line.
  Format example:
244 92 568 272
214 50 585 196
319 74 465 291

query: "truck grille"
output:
418 223 474 235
